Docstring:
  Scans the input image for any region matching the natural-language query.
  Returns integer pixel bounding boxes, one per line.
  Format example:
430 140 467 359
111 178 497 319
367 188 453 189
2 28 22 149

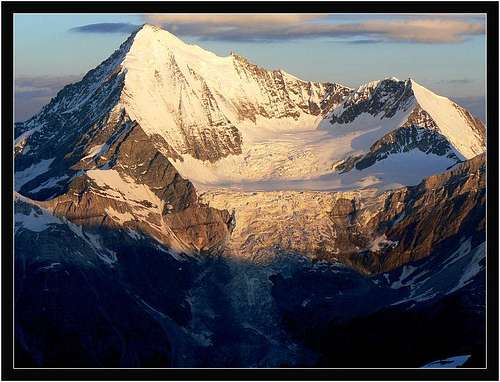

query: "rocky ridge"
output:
330 78 485 173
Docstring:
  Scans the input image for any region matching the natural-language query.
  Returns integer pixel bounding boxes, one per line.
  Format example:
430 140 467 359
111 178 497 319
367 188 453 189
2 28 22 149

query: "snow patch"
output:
15 124 43 147
82 143 110 160
446 241 485 295
15 158 55 191
389 238 485 306
87 169 163 213
64 220 118 265
105 206 135 224
37 263 62 272
15 208 62 233
29 175 69 193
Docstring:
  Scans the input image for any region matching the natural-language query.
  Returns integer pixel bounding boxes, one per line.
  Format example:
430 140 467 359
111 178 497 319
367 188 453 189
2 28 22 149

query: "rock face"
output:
330 78 415 124
14 173 486 367
231 53 351 120
366 153 485 272
15 197 189 367
270 240 485 368
202 154 485 274
37 119 233 254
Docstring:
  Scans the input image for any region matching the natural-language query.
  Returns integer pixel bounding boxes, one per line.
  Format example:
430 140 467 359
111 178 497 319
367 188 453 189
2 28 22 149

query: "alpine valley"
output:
14 24 486 368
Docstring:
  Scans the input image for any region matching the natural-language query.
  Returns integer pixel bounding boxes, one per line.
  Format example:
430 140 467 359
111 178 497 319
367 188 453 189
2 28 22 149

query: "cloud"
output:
15 75 82 121
440 78 474 85
146 14 323 27
346 39 385 44
143 14 484 43
69 22 139 34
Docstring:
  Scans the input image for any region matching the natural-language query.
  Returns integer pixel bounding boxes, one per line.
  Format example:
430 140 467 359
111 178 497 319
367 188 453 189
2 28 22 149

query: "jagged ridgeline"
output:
14 24 486 368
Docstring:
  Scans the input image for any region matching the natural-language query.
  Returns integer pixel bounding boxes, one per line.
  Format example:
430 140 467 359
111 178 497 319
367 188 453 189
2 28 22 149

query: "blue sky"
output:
14 13 486 121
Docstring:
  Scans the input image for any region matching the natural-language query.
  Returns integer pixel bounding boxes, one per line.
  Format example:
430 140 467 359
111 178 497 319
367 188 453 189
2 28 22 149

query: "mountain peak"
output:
131 22 186 48
138 23 161 30
136 23 176 37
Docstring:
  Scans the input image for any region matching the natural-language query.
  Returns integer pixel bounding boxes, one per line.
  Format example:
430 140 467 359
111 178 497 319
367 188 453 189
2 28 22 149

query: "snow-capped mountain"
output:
15 23 485 197
13 21 487 264
13 23 487 368
15 24 350 167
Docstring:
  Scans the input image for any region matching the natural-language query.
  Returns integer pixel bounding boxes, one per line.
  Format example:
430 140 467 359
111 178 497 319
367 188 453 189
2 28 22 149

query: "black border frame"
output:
1 2 498 380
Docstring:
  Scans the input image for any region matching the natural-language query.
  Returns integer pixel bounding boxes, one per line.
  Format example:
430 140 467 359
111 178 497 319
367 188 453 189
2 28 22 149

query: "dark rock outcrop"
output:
330 78 414 125
330 154 486 273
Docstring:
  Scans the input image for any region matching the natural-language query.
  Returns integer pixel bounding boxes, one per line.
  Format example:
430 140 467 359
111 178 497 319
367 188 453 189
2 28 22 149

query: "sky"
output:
14 13 487 122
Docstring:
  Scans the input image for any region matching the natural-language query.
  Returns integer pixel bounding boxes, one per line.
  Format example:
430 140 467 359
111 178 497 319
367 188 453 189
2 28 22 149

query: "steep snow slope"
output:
119 24 349 162
411 80 485 159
